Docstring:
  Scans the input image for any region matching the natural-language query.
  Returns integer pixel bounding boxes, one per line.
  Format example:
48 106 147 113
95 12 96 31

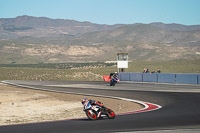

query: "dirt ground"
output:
0 83 143 125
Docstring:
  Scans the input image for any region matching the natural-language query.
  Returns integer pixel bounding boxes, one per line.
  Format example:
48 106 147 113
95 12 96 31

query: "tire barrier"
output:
118 73 200 85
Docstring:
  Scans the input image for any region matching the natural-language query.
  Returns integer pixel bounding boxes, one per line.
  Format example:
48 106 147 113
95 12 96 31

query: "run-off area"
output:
0 83 143 125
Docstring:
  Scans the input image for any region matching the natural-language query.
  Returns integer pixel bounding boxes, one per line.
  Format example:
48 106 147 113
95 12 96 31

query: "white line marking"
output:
1 80 162 115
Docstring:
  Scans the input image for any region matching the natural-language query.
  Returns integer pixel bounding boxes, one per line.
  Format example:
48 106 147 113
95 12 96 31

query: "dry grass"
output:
0 83 143 125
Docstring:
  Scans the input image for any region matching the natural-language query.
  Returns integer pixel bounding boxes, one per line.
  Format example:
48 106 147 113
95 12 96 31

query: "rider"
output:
113 72 119 79
81 98 103 118
110 72 119 86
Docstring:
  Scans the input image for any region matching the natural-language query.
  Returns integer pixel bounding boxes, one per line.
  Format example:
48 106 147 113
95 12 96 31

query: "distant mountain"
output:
150 22 200 31
0 15 200 63
0 15 122 39
77 23 200 46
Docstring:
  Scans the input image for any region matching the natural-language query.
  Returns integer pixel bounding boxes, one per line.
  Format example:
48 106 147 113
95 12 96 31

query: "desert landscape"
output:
0 83 143 125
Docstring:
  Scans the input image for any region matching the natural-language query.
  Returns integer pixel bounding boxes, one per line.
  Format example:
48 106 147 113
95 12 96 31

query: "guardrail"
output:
118 72 200 85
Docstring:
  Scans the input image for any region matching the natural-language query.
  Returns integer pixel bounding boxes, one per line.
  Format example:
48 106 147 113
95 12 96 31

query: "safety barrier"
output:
158 74 176 84
129 73 143 82
119 72 130 81
198 74 200 85
118 72 200 85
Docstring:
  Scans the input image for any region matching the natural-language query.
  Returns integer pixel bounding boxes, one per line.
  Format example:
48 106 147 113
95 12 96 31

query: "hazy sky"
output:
0 0 200 25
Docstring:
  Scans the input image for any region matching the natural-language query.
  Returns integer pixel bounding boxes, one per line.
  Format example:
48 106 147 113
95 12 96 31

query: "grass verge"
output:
0 60 199 81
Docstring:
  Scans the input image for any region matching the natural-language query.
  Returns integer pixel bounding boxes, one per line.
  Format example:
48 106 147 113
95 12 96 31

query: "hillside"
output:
150 22 200 31
0 16 200 63
0 15 121 39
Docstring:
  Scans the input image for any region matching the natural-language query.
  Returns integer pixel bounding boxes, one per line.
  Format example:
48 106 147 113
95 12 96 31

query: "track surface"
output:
1 80 200 133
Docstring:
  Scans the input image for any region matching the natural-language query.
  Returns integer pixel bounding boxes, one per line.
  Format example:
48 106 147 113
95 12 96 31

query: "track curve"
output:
1 80 200 133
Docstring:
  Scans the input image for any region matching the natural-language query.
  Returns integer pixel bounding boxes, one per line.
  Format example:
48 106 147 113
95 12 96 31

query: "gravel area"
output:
0 83 143 125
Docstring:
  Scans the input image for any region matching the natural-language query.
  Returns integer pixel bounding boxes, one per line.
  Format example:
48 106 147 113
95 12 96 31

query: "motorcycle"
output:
84 102 115 120
110 77 119 86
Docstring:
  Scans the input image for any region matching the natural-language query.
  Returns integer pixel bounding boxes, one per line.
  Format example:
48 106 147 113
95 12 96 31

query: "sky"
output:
0 0 200 25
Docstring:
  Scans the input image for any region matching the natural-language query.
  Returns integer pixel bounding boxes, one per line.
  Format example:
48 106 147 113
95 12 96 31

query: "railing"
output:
118 72 200 85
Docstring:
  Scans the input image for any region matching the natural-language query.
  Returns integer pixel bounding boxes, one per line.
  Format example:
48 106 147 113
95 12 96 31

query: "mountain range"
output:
0 15 200 63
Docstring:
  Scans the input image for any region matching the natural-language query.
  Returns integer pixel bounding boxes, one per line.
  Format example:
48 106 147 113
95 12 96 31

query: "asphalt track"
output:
1 80 200 133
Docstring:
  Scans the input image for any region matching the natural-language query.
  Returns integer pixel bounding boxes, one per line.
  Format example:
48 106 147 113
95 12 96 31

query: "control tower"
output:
117 53 128 73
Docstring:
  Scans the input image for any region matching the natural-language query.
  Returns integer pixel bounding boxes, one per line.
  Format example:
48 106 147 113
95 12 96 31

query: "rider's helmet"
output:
82 98 88 105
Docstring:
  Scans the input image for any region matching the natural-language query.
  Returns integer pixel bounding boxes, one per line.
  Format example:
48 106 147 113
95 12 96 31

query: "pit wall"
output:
118 73 200 85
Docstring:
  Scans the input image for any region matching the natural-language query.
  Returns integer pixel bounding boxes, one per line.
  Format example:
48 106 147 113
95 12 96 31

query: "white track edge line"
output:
1 80 162 114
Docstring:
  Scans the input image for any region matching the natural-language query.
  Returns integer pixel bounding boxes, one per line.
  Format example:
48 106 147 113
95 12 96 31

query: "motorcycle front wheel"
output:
86 110 98 120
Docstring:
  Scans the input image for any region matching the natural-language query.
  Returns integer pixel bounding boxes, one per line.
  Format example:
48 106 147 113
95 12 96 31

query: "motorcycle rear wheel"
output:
106 109 115 119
